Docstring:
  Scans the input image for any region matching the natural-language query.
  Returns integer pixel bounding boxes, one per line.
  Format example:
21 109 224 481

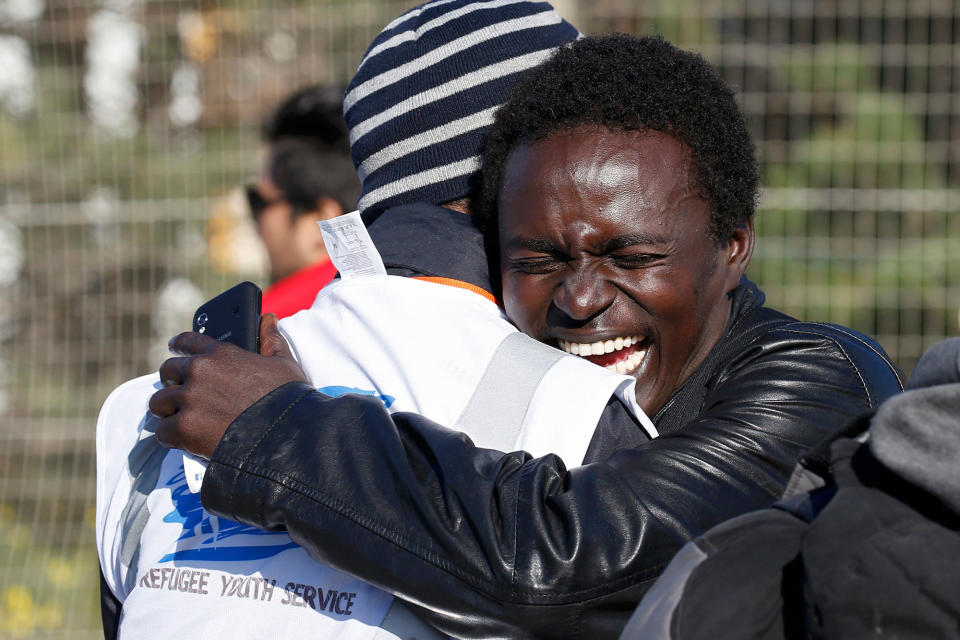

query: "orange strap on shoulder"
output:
411 276 498 305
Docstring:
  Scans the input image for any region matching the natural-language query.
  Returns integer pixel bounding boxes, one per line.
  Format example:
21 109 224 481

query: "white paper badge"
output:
317 211 386 279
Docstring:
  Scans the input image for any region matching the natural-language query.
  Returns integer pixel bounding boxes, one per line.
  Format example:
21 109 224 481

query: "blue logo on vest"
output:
158 469 297 563
317 385 395 408
157 385 392 563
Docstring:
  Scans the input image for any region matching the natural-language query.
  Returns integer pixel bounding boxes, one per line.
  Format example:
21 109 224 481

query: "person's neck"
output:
442 198 471 215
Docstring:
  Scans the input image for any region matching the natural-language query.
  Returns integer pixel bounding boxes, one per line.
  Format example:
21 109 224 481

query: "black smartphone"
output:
192 281 262 353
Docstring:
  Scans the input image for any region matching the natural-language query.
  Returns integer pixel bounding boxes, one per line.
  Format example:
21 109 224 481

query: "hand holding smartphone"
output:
192 281 262 353
184 281 262 492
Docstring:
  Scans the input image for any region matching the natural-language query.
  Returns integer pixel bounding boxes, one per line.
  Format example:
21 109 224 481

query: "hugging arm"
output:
199 327 901 640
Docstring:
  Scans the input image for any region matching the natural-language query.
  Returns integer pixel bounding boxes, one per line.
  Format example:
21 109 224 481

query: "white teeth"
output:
559 336 644 359
603 347 648 375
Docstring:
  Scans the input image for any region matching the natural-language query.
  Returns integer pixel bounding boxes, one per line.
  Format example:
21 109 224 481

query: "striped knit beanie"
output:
345 0 579 222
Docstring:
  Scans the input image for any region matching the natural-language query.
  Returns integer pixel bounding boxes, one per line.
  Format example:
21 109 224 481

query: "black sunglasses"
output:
245 184 284 220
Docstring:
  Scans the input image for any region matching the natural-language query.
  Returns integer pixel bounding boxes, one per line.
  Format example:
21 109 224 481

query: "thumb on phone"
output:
260 313 295 360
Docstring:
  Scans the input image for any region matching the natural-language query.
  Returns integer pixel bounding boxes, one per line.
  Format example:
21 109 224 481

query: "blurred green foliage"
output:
0 503 100 639
752 41 956 361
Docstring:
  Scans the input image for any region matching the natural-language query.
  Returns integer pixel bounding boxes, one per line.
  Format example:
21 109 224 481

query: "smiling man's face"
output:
498 126 753 415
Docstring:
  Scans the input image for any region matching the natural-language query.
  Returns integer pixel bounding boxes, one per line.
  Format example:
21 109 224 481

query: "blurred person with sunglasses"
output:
249 85 360 318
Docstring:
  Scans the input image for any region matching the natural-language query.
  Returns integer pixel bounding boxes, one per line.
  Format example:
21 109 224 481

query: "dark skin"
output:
150 313 309 457
152 129 752 455
499 126 753 415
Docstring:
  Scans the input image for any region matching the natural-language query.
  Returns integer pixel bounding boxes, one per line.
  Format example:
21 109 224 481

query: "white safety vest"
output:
97 224 655 639
282 275 653 462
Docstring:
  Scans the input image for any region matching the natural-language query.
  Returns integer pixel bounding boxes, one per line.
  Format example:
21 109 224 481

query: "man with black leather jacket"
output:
151 34 904 639
164 277 900 640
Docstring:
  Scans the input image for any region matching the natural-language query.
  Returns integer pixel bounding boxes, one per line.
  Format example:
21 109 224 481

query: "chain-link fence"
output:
1 0 957 636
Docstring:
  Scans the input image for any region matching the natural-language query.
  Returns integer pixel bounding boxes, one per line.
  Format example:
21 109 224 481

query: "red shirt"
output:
262 259 338 319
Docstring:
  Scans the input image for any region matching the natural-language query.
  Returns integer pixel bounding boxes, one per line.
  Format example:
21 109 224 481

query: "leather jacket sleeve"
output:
200 323 902 640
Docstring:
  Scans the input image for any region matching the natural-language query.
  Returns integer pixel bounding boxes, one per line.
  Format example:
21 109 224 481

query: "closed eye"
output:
508 255 567 275
610 252 667 268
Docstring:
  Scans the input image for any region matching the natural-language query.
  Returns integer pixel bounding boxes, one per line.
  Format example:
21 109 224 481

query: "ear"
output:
314 196 343 221
722 217 755 290
297 198 344 257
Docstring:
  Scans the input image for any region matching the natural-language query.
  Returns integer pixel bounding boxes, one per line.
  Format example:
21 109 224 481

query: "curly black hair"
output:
477 34 759 246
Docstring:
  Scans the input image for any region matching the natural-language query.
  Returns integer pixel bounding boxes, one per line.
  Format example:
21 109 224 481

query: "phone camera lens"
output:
197 313 208 326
